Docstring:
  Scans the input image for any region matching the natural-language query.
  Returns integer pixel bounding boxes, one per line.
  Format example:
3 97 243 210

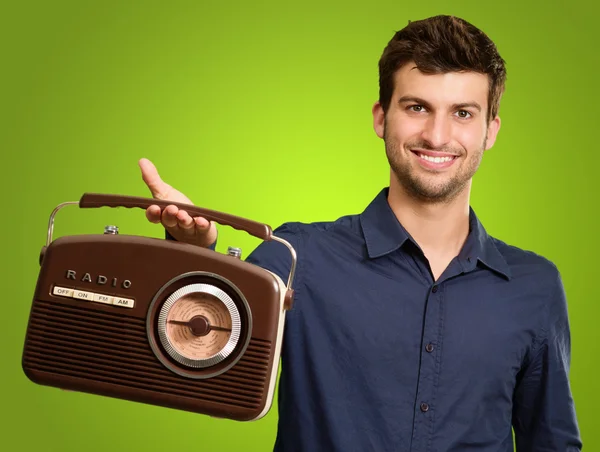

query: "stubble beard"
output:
384 124 486 205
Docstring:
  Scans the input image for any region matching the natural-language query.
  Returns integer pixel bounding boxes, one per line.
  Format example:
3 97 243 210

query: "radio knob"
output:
227 247 242 259
104 225 119 235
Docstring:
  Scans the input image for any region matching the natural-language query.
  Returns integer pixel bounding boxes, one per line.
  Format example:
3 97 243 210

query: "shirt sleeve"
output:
512 267 583 451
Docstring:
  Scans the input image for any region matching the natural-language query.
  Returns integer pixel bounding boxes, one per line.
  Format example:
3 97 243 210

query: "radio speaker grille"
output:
23 300 271 410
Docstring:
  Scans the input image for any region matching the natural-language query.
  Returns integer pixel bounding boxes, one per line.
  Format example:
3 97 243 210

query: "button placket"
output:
410 283 442 449
424 285 440 354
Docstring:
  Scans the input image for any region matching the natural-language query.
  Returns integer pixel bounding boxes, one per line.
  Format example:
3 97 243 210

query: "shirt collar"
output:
359 187 511 280
359 188 411 258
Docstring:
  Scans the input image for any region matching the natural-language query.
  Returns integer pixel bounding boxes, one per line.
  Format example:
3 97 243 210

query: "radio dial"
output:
156 283 244 370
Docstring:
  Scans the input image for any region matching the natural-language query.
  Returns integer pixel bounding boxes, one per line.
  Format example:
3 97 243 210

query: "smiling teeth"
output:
419 153 454 163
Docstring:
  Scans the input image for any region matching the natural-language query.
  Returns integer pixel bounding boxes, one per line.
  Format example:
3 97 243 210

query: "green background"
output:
1 0 597 450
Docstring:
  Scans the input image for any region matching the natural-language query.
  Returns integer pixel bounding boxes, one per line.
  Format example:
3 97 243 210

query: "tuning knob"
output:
104 225 119 235
227 247 242 258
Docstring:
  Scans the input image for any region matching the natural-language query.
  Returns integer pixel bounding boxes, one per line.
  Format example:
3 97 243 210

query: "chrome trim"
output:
270 235 297 291
46 201 78 247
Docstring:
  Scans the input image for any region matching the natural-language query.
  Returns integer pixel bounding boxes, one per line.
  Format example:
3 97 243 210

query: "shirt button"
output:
432 285 438 293
420 403 429 412
425 343 434 353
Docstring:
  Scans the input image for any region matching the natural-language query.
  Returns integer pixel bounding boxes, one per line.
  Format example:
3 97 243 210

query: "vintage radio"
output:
21 193 296 421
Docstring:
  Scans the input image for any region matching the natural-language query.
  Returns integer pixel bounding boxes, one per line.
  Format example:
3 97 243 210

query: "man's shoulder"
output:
245 212 364 279
249 213 363 262
490 235 562 285
272 212 363 240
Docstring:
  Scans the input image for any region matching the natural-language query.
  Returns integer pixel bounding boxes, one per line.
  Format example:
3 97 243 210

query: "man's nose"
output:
421 115 452 149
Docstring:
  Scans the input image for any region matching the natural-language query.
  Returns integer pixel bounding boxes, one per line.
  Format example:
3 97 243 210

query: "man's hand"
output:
138 158 217 248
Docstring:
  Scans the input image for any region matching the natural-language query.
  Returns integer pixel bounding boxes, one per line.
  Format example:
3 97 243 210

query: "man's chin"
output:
396 176 464 204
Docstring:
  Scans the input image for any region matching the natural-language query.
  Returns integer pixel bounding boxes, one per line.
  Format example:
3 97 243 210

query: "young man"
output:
139 15 582 452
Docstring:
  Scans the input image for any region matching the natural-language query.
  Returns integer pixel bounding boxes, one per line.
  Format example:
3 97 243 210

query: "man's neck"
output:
387 177 472 262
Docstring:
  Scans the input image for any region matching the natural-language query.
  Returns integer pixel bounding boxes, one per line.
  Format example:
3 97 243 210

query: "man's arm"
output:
512 267 583 451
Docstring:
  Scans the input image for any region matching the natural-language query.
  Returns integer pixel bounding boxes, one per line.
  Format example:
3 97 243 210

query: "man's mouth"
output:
417 153 456 163
411 150 459 168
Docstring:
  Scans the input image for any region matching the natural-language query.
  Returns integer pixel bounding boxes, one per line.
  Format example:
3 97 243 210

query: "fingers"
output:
140 159 211 246
176 209 195 231
161 205 180 228
154 205 210 236
175 209 210 233
145 205 162 224
194 216 210 229
139 158 171 200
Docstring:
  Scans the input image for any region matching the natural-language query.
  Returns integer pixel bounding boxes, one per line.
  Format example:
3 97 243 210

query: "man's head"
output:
378 15 506 124
372 15 506 204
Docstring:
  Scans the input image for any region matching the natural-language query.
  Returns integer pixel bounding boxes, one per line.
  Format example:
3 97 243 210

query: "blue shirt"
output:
241 187 582 451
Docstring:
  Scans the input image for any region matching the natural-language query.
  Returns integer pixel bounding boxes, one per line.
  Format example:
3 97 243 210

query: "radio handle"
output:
44 193 298 296
79 193 273 241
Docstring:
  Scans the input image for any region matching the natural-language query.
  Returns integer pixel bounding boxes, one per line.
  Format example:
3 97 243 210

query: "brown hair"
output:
378 15 507 123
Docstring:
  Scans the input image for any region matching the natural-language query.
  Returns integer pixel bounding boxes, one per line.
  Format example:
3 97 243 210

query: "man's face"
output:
373 63 501 204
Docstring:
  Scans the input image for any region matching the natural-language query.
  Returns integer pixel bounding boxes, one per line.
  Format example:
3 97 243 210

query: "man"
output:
138 15 582 451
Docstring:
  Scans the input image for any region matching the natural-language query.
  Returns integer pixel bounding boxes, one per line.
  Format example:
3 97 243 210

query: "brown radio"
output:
21 193 296 421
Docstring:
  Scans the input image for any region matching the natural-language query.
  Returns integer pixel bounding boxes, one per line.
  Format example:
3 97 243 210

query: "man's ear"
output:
484 115 501 150
372 101 385 139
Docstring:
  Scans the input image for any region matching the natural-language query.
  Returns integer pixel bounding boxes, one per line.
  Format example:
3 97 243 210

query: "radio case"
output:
21 193 296 421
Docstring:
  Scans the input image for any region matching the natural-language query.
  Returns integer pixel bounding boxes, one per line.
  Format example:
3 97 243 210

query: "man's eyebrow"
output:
397 96 482 112
452 102 482 112
398 96 432 108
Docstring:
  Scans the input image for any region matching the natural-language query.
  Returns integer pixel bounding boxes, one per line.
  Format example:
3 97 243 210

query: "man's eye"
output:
456 110 472 118
409 105 425 112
